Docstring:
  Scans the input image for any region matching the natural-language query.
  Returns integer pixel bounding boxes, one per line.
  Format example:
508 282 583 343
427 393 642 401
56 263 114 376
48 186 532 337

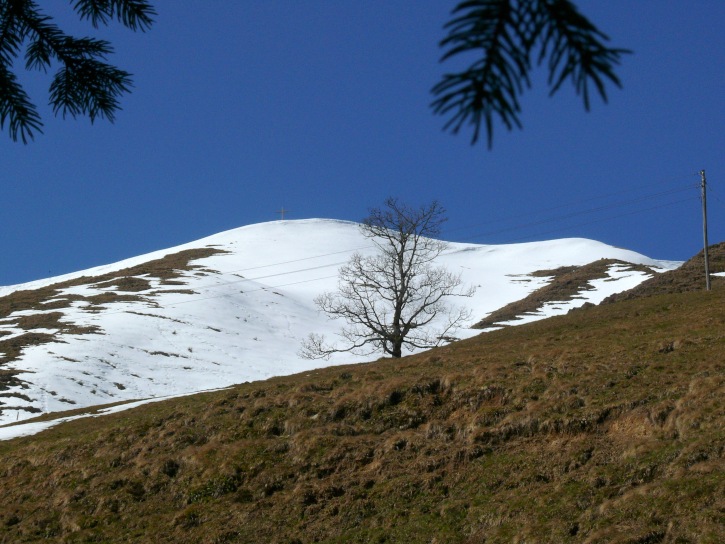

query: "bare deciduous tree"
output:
301 199 475 360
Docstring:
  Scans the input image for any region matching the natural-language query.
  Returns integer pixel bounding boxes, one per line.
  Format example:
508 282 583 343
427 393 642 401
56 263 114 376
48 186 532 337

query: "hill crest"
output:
0 220 678 431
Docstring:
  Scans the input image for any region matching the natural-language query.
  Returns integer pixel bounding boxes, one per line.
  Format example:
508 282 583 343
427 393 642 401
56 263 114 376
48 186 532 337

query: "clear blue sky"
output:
2 1 724 285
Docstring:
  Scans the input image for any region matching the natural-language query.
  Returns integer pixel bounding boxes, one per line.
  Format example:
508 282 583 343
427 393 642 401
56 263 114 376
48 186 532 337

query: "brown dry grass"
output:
0 282 722 543
604 242 725 303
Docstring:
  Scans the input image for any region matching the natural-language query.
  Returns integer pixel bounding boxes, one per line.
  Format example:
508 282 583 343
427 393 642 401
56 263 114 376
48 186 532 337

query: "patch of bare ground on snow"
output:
474 259 654 329
0 248 225 401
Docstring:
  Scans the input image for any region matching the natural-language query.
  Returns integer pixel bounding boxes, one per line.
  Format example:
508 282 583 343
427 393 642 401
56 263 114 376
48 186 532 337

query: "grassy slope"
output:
0 289 723 542
603 242 725 304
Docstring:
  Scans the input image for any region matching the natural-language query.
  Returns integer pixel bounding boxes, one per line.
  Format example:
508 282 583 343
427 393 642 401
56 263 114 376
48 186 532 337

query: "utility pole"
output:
701 170 711 291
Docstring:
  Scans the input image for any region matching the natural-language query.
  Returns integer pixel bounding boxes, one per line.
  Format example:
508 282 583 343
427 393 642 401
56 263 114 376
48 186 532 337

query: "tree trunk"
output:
391 340 402 358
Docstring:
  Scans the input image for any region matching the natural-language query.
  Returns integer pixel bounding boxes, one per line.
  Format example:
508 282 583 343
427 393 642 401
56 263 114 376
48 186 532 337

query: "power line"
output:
442 177 695 238
8 176 700 316
495 196 699 244
147 189 694 299
455 185 695 242
96 182 695 297
704 181 725 209
81 194 699 316
215 245 370 275
176 260 351 294
160 274 343 309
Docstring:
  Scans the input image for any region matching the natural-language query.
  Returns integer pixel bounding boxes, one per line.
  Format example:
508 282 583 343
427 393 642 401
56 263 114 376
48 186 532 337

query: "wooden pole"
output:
701 170 711 291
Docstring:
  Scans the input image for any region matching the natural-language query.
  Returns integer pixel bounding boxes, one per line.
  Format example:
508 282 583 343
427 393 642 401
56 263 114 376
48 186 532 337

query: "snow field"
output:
0 219 679 438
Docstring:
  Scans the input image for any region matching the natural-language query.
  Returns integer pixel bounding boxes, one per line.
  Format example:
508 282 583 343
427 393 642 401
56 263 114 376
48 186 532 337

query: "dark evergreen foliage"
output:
431 0 630 147
0 0 155 143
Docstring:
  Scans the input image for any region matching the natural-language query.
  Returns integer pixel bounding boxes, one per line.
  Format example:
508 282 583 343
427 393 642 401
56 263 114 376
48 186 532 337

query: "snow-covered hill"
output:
0 219 678 435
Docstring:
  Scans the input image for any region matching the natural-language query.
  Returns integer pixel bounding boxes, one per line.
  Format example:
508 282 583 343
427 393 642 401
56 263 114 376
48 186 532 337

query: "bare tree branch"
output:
300 199 476 360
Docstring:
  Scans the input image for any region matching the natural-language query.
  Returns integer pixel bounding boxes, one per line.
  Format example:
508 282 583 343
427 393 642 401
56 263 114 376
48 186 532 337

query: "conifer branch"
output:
432 0 630 147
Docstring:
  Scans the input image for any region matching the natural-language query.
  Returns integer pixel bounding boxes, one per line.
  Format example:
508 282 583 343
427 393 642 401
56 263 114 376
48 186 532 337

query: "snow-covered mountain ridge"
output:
0 219 679 431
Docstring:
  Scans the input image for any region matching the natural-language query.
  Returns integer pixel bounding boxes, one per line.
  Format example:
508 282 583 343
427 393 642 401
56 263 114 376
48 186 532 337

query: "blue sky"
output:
2 1 724 285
